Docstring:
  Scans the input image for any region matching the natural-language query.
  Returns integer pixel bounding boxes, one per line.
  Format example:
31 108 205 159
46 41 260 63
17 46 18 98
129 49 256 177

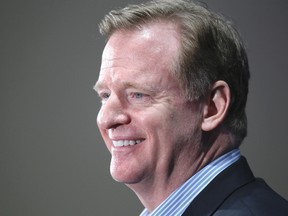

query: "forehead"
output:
96 21 181 90
102 20 180 68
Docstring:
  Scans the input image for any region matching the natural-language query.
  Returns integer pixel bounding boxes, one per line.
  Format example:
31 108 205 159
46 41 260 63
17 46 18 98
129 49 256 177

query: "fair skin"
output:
95 21 232 212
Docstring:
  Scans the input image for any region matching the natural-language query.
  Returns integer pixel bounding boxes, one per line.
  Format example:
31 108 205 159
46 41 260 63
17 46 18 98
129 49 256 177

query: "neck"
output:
127 153 206 212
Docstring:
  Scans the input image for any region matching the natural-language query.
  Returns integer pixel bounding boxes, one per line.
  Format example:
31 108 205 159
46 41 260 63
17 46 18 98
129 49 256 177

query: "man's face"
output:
95 21 203 187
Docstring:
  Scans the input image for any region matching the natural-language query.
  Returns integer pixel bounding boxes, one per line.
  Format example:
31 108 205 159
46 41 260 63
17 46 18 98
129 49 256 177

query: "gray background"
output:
1 0 287 215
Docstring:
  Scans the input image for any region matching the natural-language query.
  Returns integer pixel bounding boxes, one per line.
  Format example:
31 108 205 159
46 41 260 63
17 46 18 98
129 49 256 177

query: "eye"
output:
128 91 150 104
133 92 145 99
102 92 110 99
98 92 110 103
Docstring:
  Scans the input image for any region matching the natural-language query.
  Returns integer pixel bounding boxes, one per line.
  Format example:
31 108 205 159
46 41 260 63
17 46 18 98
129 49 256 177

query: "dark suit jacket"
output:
182 156 288 216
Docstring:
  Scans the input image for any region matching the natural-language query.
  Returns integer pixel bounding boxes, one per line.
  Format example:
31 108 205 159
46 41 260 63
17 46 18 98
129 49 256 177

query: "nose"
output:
97 94 131 130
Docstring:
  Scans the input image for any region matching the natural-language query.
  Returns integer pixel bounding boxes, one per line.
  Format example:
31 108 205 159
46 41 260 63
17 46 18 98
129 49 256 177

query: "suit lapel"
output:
182 156 255 216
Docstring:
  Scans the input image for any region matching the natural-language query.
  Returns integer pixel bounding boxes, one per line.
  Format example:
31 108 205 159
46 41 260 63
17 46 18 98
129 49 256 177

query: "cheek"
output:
167 107 202 141
138 108 173 129
137 108 178 145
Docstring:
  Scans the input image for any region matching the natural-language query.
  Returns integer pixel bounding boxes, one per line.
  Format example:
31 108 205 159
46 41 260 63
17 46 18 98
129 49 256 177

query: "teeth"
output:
112 140 142 147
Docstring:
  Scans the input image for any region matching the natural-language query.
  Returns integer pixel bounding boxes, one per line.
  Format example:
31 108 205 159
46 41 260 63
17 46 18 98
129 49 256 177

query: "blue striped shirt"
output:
139 149 241 216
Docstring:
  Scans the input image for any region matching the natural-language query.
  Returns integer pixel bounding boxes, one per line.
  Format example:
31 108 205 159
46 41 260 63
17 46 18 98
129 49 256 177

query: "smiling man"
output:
94 0 288 215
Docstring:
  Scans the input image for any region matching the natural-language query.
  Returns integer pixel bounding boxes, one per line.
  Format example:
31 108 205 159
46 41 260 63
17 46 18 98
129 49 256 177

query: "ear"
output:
201 81 231 132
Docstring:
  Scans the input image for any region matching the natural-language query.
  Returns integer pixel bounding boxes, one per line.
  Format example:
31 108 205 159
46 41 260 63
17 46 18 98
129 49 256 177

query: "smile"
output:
112 140 143 147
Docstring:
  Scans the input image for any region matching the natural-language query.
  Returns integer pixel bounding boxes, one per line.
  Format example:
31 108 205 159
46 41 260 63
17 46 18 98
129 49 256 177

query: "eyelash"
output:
130 92 145 99
97 91 150 104
98 92 110 102
128 92 151 104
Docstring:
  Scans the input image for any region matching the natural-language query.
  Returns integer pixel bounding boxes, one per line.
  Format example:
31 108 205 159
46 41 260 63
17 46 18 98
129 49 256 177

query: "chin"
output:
110 165 144 184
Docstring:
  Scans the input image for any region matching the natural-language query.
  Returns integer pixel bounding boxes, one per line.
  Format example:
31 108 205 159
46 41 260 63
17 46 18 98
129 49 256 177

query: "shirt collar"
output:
140 149 241 216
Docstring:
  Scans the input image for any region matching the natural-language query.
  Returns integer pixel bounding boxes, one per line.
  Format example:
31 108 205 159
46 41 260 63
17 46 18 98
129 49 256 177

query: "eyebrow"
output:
93 81 103 93
93 80 159 94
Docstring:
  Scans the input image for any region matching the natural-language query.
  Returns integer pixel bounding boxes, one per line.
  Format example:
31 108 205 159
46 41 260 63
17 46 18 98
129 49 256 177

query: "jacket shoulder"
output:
215 178 288 216
182 157 288 216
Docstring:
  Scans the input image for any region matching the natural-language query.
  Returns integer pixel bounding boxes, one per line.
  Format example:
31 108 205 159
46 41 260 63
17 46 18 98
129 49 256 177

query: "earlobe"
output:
201 81 231 132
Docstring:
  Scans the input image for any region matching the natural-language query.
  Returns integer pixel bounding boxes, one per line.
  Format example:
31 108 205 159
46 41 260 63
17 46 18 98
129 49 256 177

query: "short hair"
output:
99 0 250 145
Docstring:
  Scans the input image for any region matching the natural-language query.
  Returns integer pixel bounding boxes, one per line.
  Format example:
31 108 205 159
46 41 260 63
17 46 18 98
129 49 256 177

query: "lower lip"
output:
111 141 143 152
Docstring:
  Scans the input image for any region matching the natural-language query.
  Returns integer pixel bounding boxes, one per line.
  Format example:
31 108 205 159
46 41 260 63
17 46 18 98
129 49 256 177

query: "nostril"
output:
97 108 131 130
110 113 131 128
